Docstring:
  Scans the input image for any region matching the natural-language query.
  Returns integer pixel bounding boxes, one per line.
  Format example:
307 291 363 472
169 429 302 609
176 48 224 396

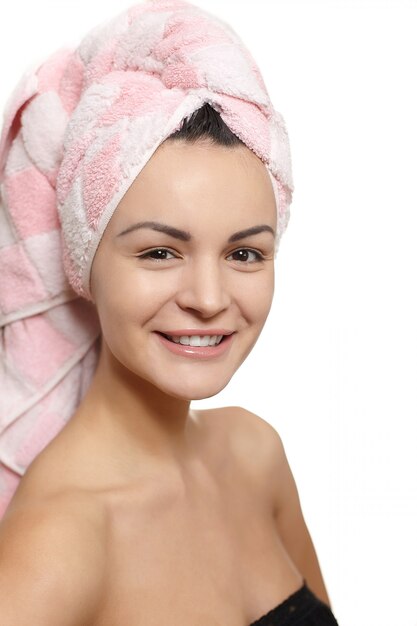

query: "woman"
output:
0 1 338 624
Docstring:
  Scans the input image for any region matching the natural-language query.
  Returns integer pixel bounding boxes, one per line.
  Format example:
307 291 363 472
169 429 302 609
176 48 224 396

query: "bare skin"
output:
3 405 329 625
0 140 331 624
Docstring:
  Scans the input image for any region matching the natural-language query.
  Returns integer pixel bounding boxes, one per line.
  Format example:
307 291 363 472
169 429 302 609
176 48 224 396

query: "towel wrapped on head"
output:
0 0 294 518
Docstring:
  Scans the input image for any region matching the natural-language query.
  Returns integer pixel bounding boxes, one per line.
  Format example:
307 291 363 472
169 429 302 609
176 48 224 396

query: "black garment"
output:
249 582 339 626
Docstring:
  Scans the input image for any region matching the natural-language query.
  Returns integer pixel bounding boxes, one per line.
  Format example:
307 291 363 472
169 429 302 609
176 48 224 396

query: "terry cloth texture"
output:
0 0 294 518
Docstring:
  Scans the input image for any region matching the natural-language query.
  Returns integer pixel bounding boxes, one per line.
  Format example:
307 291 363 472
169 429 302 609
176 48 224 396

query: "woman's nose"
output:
175 258 232 318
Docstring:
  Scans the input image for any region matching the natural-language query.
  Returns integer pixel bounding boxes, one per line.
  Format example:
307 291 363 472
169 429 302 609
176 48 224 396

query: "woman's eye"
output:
137 247 263 263
137 248 177 261
226 248 263 263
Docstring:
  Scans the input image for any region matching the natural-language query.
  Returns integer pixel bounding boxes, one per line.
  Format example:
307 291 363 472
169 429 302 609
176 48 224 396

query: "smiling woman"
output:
0 1 338 625
89 136 277 400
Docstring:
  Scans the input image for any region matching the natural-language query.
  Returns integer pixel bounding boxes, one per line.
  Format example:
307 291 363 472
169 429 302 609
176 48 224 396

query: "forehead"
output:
107 140 277 234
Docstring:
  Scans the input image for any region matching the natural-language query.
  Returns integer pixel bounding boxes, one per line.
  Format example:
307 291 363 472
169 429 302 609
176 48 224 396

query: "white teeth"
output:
190 335 210 347
167 334 224 346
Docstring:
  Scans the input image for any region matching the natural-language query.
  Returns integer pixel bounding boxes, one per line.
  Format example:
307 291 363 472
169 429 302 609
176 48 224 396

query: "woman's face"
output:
90 139 277 400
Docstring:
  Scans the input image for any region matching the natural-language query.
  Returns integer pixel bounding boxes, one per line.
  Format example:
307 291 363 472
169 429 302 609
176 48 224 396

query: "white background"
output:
1 1 416 624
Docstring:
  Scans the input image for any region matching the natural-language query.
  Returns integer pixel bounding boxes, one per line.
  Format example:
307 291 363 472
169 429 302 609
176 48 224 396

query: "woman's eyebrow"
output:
228 224 275 242
116 221 275 241
117 221 191 240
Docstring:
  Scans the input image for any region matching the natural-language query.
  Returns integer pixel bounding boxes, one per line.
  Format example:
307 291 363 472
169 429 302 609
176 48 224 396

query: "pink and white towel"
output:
0 0 294 518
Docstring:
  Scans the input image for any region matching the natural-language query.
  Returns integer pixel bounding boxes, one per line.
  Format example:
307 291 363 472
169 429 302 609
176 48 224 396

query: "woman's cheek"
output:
238 270 274 315
117 270 179 321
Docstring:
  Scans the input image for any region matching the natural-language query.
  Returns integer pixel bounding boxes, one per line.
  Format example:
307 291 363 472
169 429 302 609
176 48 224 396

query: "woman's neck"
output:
69 340 201 477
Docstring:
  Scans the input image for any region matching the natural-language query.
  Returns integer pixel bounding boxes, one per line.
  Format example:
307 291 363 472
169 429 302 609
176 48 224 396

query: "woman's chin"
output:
159 377 232 402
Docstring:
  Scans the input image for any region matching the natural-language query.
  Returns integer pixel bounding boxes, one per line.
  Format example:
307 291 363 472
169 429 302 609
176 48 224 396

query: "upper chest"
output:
17 408 302 625
91 417 302 625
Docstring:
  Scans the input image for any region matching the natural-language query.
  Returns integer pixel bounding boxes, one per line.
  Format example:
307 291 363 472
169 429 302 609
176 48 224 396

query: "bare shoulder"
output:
195 405 287 498
195 404 282 440
0 493 107 625
194 406 332 605
225 407 302 514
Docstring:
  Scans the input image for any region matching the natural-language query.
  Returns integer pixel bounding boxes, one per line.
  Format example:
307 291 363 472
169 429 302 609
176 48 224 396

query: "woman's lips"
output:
154 331 234 359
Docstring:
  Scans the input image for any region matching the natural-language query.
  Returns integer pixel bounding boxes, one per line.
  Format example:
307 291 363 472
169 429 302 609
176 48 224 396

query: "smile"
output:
161 334 223 346
155 330 234 359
